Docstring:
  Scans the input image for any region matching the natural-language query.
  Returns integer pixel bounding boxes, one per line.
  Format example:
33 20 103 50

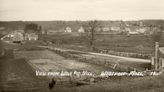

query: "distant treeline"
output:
0 20 164 32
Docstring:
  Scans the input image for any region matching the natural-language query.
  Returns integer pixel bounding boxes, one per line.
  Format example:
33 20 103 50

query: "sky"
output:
0 0 164 21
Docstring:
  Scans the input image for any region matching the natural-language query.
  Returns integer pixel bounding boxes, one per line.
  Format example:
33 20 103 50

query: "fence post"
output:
151 57 155 66
162 59 164 69
151 57 155 69
155 42 159 70
159 58 162 70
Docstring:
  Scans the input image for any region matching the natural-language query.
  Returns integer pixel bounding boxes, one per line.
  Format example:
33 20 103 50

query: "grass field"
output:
1 33 164 92
43 33 164 54
14 50 114 74
76 74 164 92
0 55 49 92
13 49 162 92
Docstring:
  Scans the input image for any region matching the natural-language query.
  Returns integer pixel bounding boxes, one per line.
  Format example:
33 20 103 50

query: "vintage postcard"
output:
0 0 164 92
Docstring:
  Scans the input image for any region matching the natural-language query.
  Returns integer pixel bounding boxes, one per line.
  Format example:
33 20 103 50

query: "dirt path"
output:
39 46 150 63
88 52 150 63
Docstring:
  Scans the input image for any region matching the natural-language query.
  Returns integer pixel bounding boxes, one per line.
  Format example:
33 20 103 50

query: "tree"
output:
24 23 41 33
151 25 163 44
149 25 163 59
83 20 100 49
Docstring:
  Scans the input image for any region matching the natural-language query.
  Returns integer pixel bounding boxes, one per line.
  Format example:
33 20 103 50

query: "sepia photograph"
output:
0 0 164 92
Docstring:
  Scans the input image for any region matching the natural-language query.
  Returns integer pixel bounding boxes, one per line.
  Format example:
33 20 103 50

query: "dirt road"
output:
40 46 150 63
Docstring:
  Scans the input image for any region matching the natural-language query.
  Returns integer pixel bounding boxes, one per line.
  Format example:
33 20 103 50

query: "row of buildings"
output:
1 29 39 42
0 22 161 42
45 26 156 35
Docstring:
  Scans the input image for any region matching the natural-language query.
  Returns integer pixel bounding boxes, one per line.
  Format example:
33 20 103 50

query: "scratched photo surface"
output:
0 0 164 92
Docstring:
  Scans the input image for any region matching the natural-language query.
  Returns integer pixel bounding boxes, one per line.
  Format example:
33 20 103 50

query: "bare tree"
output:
151 25 163 44
149 25 163 58
83 20 100 49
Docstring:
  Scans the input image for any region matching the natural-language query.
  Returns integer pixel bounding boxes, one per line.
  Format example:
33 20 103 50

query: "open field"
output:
40 45 151 71
43 33 164 55
12 47 157 92
0 36 163 92
14 50 114 74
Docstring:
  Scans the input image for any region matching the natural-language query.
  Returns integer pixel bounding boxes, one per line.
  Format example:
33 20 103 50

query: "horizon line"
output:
0 19 164 22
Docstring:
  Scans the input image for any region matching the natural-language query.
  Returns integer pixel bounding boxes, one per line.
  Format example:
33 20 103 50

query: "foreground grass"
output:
77 74 164 92
0 57 49 92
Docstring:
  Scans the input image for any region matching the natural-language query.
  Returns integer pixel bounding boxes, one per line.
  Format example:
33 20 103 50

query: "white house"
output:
128 31 139 35
65 27 72 32
102 27 110 32
110 27 120 31
41 30 45 34
24 29 39 41
1 31 24 42
24 33 38 40
78 27 85 33
125 28 131 32
46 30 57 34
12 31 24 42
136 28 147 34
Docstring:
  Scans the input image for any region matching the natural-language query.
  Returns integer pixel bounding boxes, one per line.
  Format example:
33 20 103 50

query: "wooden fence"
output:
93 48 151 59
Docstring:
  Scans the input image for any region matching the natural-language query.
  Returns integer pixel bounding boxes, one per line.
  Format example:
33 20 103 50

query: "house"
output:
110 27 120 31
95 27 102 32
78 26 85 33
124 27 139 35
139 21 144 27
144 26 161 35
136 28 147 34
24 23 41 40
46 30 58 35
65 27 72 32
125 28 131 32
41 30 45 34
1 31 24 42
24 33 38 40
12 31 24 42
24 29 39 41
125 23 130 27
128 31 139 35
102 27 110 32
